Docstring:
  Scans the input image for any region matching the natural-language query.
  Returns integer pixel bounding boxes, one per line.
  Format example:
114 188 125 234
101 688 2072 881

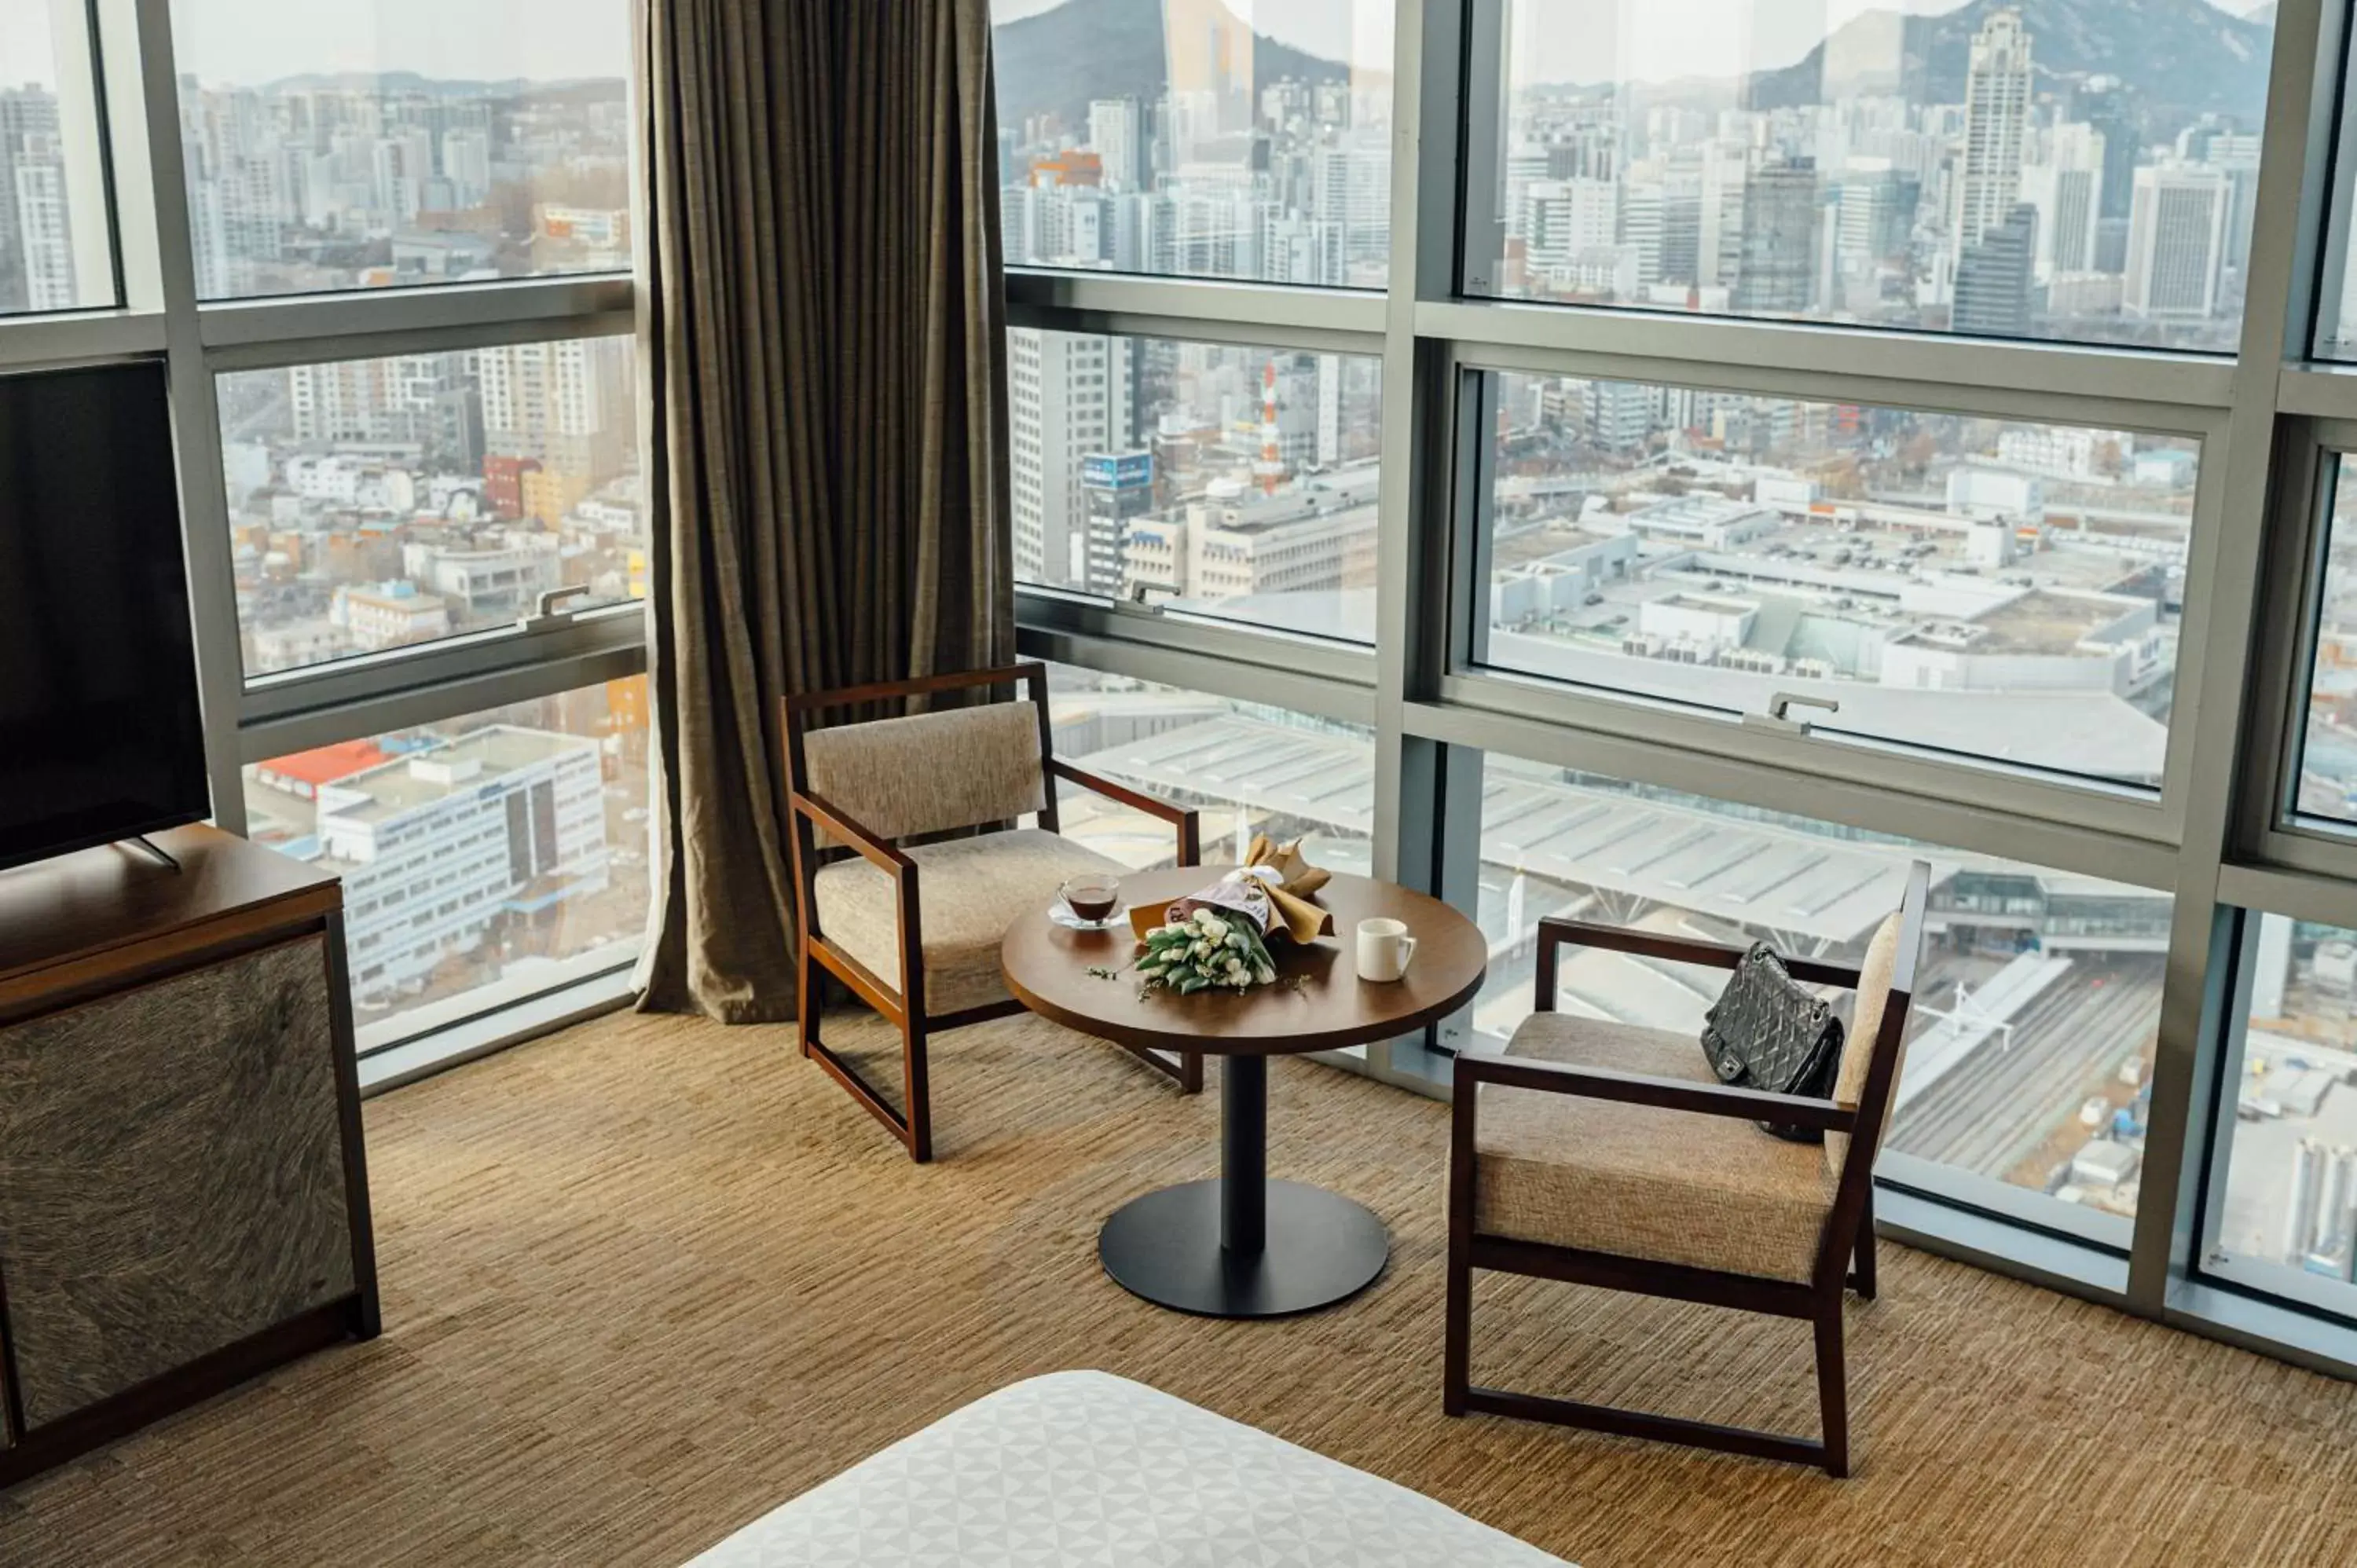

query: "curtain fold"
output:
635 0 1013 1023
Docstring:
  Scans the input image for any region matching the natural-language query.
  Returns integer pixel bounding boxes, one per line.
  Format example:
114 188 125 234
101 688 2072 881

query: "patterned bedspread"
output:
684 1370 1571 1566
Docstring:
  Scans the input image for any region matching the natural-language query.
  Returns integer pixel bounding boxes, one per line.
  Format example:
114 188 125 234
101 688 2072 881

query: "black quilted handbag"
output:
1700 943 1845 1143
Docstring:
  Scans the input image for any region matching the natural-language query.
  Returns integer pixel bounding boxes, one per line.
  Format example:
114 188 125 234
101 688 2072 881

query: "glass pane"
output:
1475 370 2198 788
1472 1 2271 353
2209 913 2357 1317
0 3 115 313
2293 456 2357 827
1043 662 1373 872
991 0 1392 287
220 335 643 677
1471 755 2168 1230
1013 329 1380 643
244 676 651 1053
170 2 631 299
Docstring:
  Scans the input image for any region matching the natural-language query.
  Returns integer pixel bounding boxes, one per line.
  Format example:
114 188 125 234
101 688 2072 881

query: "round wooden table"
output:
1001 866 1487 1318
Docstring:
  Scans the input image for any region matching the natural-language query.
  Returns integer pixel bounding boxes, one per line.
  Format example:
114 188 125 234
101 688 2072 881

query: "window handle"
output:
520 585 592 633
1743 691 1841 736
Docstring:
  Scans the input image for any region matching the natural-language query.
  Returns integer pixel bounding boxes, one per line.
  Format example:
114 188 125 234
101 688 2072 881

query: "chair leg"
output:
797 942 819 1061
1443 1244 1472 1417
902 1009 933 1164
1851 1192 1877 1301
1814 1303 1849 1479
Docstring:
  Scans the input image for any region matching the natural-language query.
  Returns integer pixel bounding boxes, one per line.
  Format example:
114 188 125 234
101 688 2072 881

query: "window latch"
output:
519 585 592 634
1743 691 1840 737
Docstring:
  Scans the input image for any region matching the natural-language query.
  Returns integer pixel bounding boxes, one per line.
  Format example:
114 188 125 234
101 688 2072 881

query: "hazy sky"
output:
2 2 629 90
992 0 2274 87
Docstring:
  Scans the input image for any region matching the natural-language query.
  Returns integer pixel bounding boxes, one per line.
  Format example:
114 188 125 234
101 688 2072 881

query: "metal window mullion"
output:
1451 337 2229 439
1003 269 1384 339
1003 300 1384 359
196 273 632 351
126 0 246 835
1416 299 2240 411
1401 695 2183 893
240 605 654 727
203 306 636 376
238 640 649 764
1435 668 2177 845
1014 588 1376 690
1012 623 1378 729
0 308 165 370
2128 0 2343 1316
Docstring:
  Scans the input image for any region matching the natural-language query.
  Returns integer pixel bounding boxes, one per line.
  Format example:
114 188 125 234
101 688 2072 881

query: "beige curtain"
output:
634 0 1014 1023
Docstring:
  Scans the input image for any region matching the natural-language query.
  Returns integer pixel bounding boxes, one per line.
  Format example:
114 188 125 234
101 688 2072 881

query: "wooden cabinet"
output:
0 826 378 1487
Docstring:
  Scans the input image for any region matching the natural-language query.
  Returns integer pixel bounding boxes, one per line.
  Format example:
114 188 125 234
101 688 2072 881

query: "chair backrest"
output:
1824 860 1931 1182
787 665 1051 848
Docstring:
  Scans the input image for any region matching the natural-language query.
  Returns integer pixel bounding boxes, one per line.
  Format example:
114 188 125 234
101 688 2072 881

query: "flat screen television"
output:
0 361 211 873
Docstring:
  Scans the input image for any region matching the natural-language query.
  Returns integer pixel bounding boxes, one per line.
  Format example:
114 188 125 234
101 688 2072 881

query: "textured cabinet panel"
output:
0 936 355 1429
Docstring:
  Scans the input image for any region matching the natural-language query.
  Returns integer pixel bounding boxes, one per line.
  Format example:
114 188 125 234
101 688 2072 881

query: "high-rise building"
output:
1087 98 1142 191
477 337 634 483
1733 156 1818 315
1008 328 1135 586
1953 203 2037 338
2124 165 2229 319
1953 9 2034 269
2022 124 2104 282
1079 450 1154 597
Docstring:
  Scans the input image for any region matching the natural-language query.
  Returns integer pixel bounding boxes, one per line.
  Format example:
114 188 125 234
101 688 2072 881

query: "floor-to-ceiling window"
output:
0 0 647 1086
992 0 2357 1376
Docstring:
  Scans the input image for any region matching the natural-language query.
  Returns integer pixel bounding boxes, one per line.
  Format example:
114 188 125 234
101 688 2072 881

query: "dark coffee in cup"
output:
1065 888 1119 923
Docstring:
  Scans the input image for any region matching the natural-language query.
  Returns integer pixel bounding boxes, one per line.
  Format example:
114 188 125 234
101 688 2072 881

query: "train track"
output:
1887 957 2164 1181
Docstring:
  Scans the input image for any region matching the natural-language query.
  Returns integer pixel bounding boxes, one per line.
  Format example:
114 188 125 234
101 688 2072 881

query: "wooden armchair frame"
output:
785 662 1204 1163
1444 864 1929 1477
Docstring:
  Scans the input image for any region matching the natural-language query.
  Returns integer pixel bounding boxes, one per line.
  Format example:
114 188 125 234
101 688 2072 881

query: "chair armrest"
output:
1536 917 1864 991
1453 1048 1857 1133
789 789 916 877
1050 758 1201 866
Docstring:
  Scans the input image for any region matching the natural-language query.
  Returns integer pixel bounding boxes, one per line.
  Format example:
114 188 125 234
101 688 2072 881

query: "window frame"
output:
1001 0 2357 1372
0 0 653 1080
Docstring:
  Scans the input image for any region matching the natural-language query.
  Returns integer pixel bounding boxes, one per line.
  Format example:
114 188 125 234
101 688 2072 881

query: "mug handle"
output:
1399 935 1418 965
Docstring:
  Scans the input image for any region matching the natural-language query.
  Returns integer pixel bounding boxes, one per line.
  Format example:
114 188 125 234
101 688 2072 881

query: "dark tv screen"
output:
0 361 211 873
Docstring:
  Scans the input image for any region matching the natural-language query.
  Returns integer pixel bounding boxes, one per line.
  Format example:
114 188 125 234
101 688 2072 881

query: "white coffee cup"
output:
1356 918 1417 983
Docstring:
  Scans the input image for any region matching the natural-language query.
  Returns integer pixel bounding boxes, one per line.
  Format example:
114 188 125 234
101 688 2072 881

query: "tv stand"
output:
0 823 377 1489
123 833 183 873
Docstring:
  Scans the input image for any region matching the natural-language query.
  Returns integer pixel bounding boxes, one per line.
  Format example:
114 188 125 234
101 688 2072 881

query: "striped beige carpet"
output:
4 1006 2355 1566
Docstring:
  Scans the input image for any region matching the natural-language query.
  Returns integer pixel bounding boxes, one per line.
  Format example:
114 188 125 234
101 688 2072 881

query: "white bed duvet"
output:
685 1370 1571 1566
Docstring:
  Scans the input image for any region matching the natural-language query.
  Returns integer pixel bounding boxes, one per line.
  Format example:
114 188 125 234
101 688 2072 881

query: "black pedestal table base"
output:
1097 1053 1390 1317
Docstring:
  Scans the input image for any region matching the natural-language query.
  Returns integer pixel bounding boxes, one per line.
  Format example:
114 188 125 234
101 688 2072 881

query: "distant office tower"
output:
2022 123 2104 282
13 141 75 310
2075 75 2139 273
1520 176 1617 280
1953 203 2037 337
1733 156 1818 314
1310 132 1390 277
2124 165 2229 318
441 128 493 208
1079 451 1154 597
1009 328 1136 587
1088 98 1142 192
1835 160 1912 271
1953 9 2034 269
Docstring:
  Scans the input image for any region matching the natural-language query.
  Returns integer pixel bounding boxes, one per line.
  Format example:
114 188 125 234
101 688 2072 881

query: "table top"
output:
1000 866 1488 1057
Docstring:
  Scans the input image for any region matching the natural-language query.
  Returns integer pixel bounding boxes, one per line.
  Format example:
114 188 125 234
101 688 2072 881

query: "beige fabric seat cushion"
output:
1474 1013 1837 1284
814 829 1125 1015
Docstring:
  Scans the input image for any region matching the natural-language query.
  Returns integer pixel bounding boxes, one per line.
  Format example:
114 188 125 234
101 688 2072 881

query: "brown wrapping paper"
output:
1127 835 1336 943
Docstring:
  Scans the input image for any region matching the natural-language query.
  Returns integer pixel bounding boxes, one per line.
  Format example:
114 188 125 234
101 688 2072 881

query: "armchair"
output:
1443 863 1930 1477
784 663 1203 1163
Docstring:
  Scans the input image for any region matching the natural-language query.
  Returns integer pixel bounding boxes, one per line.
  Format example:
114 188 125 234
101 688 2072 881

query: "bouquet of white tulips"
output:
1136 905 1280 995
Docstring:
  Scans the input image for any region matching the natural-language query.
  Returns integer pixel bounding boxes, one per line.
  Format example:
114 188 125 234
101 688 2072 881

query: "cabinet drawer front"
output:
0 936 356 1430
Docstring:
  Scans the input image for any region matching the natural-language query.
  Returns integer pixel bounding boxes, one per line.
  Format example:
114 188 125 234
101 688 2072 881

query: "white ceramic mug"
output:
1356 917 1417 983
